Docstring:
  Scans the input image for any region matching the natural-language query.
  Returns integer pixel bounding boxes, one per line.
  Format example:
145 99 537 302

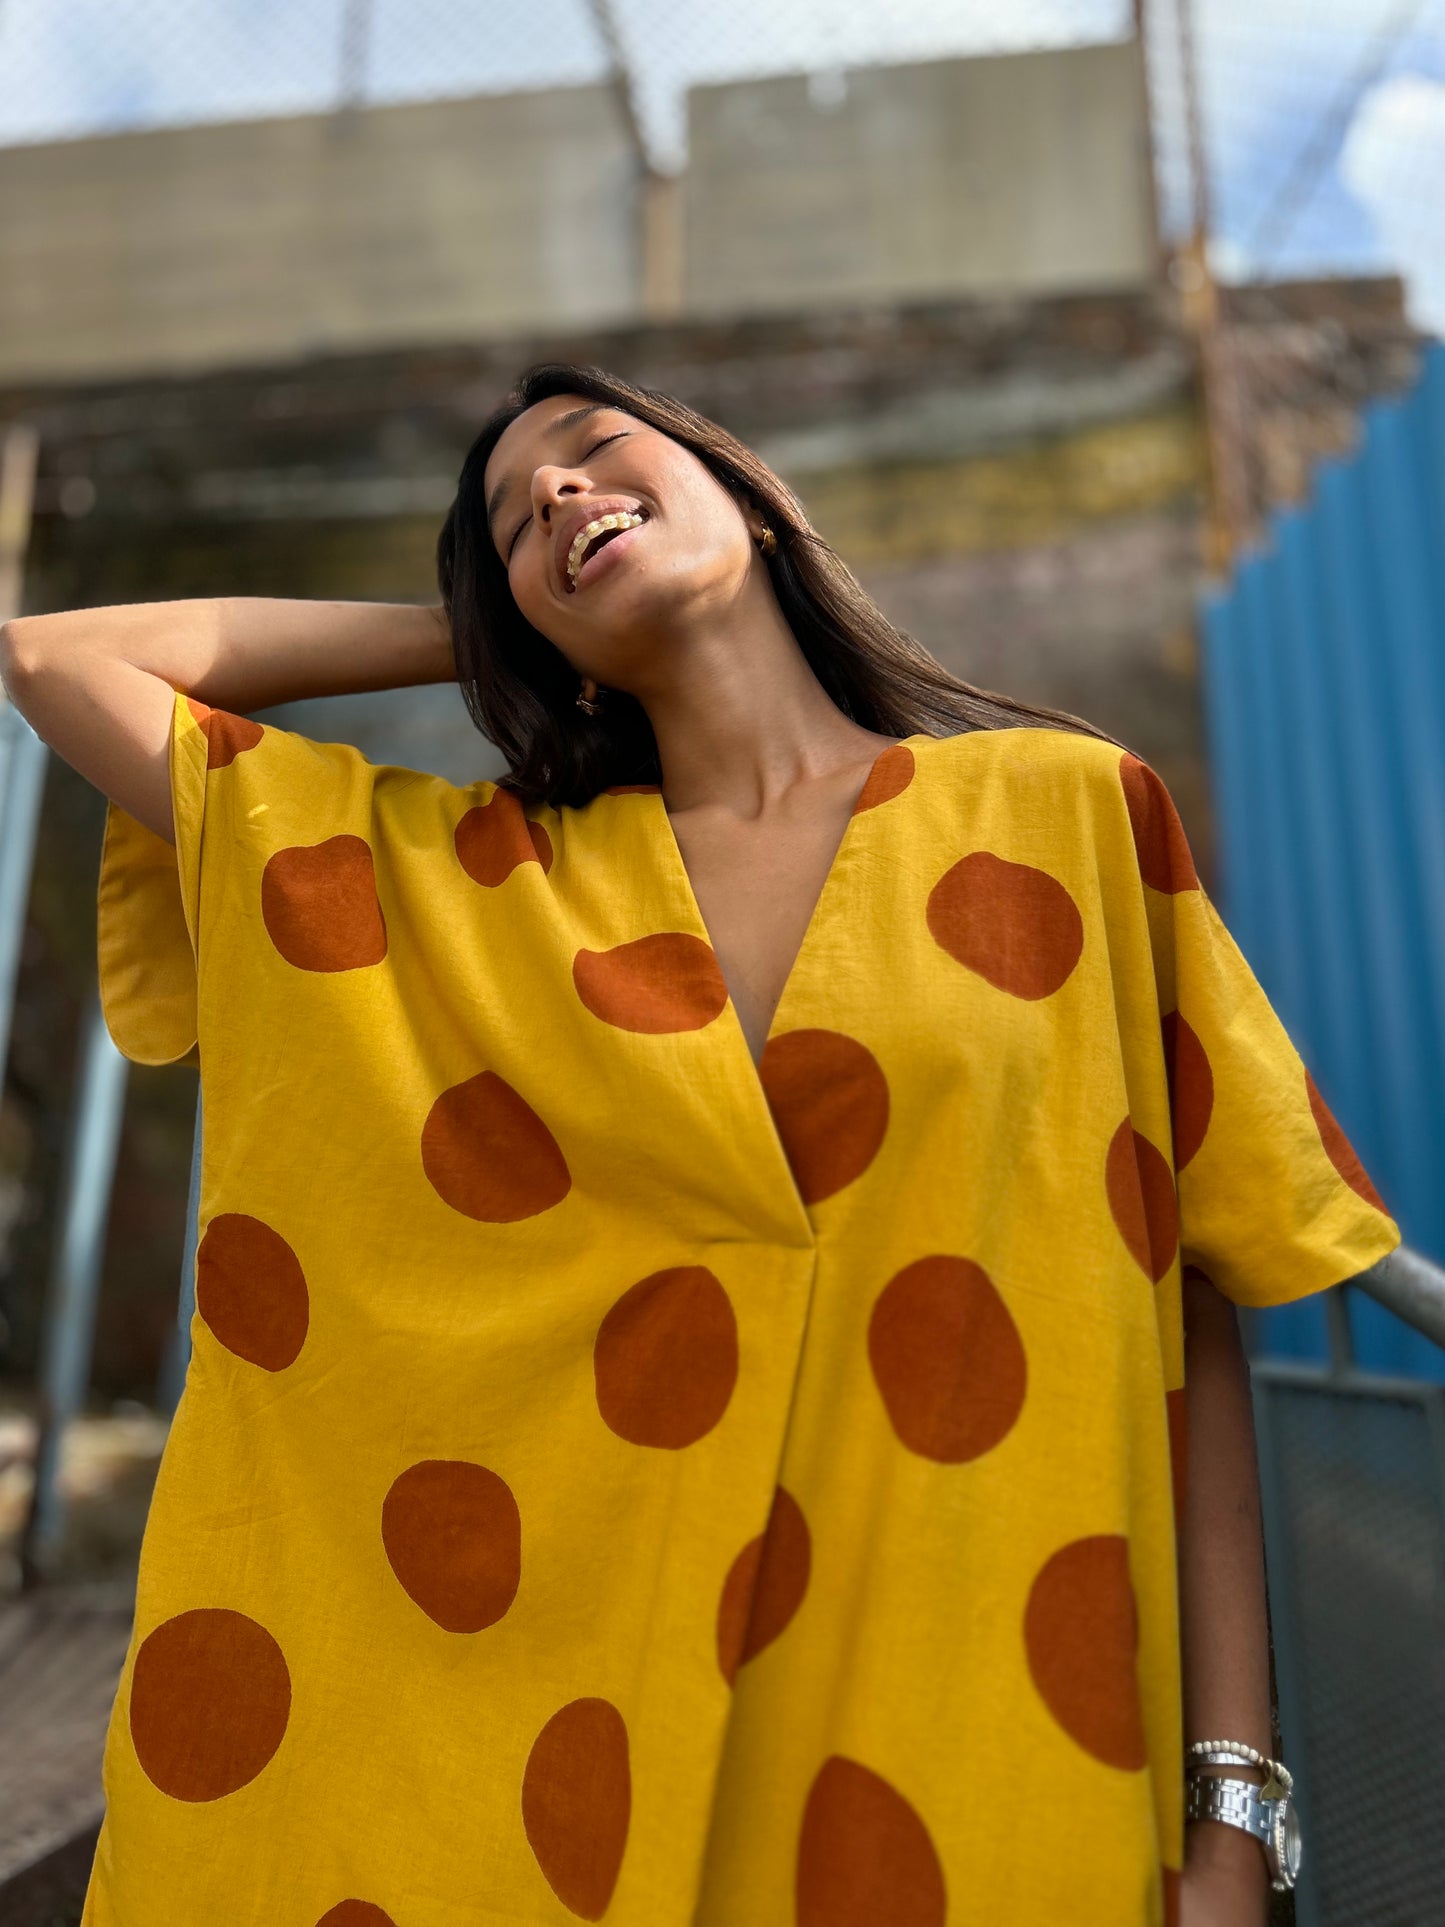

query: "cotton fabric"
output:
84 691 1400 1926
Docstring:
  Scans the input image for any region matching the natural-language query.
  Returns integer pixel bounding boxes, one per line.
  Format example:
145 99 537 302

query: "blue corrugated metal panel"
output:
1199 338 1445 1380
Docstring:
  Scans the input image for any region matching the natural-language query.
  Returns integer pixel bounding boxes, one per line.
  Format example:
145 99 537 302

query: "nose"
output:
531 464 590 528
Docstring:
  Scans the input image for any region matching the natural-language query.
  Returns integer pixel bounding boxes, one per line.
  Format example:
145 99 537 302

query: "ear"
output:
720 479 765 540
741 499 771 546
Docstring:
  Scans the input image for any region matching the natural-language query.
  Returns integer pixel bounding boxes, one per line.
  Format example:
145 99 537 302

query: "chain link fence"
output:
0 0 1441 302
0 3 1131 166
1145 0 1445 295
1 1 1441 315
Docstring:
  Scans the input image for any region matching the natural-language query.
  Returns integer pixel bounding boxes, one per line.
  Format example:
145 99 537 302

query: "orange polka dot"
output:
1305 1068 1389 1212
797 1755 946 1927
129 1607 290 1801
716 1486 811 1685
594 1266 738 1449
1161 1010 1213 1169
1163 1866 1181 1927
757 1028 890 1205
1106 1118 1179 1282
868 1256 1027 1463
262 836 387 972
381 1459 521 1634
1119 754 1199 894
421 1071 571 1222
455 788 550 886
1024 1534 1146 1770
1166 1386 1188 1524
927 852 1084 999
528 819 554 873
316 1906 397 1927
852 743 915 814
573 933 729 1034
185 697 264 768
522 1698 630 1920
195 1212 308 1372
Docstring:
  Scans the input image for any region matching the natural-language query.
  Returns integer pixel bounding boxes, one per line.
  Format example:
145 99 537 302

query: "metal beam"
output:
583 0 683 322
157 1084 203 1416
1355 1246 1445 1354
19 995 130 1587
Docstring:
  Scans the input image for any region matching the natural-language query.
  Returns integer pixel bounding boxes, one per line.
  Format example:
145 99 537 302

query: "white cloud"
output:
1341 73 1445 336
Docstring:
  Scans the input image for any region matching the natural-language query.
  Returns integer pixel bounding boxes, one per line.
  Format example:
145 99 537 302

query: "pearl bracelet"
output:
1186 1739 1293 1795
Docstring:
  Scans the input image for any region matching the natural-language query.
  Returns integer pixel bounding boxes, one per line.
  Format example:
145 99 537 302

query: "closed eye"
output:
507 428 629 561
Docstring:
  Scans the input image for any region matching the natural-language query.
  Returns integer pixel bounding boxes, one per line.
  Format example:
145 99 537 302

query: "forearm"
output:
1 594 459 844
1178 1268 1273 1908
2 594 455 712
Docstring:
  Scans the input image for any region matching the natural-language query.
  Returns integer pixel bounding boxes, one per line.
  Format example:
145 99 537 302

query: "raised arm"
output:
0 596 454 846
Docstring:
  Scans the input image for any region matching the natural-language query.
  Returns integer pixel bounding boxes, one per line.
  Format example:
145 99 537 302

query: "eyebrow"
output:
485 403 611 540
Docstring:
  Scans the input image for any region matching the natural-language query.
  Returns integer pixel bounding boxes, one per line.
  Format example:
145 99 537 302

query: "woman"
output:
2 364 1398 1927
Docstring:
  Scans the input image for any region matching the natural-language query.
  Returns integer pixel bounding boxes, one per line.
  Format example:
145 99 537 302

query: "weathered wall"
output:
684 44 1157 316
0 44 1155 386
0 87 640 383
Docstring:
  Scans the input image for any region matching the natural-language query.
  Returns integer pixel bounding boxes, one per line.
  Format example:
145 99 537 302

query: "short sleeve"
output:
97 690 383 1066
1117 751 1402 1309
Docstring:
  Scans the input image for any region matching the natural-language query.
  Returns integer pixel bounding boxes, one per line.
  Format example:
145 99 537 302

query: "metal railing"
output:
1252 1244 1445 1927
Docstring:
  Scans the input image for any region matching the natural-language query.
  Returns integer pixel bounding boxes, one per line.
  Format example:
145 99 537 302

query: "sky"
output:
0 0 1441 332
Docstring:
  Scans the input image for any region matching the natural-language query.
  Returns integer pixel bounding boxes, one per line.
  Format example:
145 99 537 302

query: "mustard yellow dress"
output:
85 691 1399 1927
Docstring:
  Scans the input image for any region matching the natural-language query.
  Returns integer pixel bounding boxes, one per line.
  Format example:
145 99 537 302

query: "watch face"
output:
1279 1802 1304 1883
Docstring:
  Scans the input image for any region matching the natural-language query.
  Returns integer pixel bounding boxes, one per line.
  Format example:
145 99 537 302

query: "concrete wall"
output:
0 45 1156 385
0 88 639 382
684 44 1157 317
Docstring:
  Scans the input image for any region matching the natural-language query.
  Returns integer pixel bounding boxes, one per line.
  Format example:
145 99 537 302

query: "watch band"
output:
1185 1772 1302 1891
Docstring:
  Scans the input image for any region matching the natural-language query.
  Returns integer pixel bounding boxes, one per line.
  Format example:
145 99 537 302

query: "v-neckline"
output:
651 734 927 1075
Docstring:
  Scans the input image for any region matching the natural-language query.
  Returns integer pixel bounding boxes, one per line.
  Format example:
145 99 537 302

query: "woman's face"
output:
481 393 762 681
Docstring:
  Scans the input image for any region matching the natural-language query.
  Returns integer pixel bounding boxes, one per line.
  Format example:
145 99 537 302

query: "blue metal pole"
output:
157 1083 202 1416
0 706 47 1076
20 991 131 1582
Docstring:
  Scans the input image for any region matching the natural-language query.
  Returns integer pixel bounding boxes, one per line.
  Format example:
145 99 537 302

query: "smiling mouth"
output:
565 510 647 592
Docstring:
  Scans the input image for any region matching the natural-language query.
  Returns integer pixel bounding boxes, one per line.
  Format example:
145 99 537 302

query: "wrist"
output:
1185 1812 1271 1884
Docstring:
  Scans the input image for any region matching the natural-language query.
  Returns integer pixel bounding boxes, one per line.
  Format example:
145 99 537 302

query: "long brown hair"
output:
436 362 1124 806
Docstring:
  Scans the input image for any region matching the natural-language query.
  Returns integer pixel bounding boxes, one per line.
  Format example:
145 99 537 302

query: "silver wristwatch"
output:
1185 1754 1303 1891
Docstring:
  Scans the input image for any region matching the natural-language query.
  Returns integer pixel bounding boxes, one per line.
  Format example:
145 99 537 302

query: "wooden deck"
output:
0 1581 132 1916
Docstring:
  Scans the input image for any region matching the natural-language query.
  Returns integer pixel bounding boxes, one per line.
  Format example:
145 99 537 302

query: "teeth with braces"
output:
567 511 645 584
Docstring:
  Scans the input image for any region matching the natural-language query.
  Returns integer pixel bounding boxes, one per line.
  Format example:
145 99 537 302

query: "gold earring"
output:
759 524 778 556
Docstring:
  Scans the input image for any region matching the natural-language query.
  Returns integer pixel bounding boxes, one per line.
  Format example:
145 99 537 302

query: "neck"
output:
620 574 876 815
